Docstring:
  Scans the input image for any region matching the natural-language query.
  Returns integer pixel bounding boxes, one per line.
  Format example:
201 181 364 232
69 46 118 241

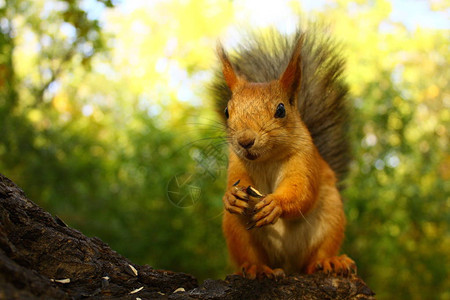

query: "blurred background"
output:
0 0 448 299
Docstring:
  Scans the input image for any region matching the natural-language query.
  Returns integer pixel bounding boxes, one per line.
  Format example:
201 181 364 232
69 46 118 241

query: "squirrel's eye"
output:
224 106 229 119
274 103 286 118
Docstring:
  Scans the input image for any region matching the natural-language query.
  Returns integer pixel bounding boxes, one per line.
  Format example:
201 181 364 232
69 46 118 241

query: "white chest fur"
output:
247 161 333 273
251 202 326 273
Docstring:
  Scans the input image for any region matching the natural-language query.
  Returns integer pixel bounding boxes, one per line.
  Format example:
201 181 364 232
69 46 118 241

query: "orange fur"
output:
219 38 356 278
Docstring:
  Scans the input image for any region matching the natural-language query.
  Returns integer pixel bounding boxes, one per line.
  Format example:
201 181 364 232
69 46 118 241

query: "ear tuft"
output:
279 35 304 102
217 42 239 91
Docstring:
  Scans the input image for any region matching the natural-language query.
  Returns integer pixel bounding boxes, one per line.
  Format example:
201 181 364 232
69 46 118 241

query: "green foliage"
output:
0 0 448 299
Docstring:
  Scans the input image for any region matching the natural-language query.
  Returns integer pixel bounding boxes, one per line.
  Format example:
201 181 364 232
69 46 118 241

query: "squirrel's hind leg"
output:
306 254 356 276
223 213 285 279
304 211 356 276
237 263 285 280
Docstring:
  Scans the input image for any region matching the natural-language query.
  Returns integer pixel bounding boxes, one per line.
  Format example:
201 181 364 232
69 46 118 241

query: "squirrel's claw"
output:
237 263 285 280
252 195 282 227
223 187 250 215
306 255 357 277
246 221 256 230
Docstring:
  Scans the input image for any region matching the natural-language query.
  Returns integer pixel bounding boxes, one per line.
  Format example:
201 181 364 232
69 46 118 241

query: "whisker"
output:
299 209 312 227
175 136 228 152
203 210 225 221
260 118 278 132
186 120 226 127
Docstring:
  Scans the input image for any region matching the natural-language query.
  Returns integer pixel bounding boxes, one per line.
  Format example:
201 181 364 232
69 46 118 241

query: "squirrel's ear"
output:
280 35 304 103
217 43 240 91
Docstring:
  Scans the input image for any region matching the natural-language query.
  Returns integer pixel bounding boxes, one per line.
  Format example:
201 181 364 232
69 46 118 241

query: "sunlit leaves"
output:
0 0 448 297
322 2 449 298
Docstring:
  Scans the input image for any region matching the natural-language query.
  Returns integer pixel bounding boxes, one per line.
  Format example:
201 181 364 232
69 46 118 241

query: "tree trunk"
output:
0 173 375 299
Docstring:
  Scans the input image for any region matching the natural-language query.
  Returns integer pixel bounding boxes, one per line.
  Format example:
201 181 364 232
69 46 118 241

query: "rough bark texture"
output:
0 173 375 299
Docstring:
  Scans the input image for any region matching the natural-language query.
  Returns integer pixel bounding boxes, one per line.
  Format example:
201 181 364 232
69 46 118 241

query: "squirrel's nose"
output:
238 137 255 149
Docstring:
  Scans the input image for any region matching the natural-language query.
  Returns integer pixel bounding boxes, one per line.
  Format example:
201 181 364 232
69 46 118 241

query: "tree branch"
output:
0 173 375 299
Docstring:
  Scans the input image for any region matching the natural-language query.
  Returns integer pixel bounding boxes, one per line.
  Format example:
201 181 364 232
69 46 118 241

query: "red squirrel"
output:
210 29 356 279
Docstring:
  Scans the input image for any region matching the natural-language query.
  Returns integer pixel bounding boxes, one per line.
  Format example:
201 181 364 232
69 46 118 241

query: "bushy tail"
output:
209 26 350 182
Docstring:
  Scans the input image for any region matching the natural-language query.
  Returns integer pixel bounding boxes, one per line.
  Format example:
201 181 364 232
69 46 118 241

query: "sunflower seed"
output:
130 287 144 294
246 186 263 198
52 278 70 284
128 264 138 276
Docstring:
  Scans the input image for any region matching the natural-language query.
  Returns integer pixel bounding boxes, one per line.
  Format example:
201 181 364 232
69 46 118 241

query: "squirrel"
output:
209 27 356 279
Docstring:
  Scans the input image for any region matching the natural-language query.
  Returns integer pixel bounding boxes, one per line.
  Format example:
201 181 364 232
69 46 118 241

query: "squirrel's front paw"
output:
223 185 250 215
250 194 282 228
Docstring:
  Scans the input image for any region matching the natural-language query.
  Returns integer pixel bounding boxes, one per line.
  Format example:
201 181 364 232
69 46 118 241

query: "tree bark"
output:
0 173 375 299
